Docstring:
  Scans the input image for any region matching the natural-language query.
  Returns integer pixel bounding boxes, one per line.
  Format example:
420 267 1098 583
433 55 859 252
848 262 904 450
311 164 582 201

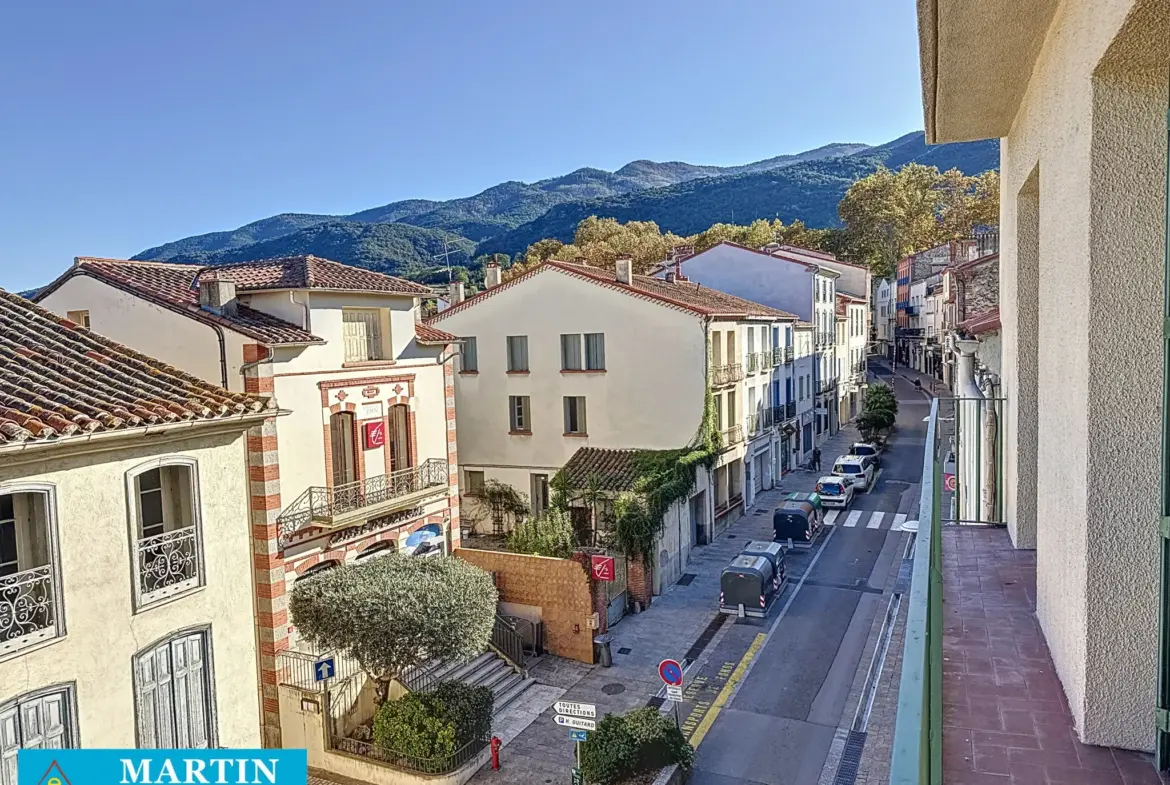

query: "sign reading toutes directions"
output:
554 700 596 731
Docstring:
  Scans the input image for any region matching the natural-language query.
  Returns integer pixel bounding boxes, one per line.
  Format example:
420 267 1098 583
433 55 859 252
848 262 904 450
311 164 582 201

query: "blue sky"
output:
0 1 924 290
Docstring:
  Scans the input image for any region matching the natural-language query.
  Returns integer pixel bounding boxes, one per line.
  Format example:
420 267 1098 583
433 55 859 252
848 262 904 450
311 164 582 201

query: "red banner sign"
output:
590 554 615 582
363 420 386 450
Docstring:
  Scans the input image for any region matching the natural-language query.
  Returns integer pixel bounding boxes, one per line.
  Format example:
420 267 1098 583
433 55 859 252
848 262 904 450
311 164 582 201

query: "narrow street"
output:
472 368 931 785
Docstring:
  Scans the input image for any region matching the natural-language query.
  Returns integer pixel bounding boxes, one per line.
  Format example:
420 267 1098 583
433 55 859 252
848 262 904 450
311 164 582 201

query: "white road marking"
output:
868 468 883 491
843 510 862 528
892 514 908 531
824 510 840 526
866 511 885 529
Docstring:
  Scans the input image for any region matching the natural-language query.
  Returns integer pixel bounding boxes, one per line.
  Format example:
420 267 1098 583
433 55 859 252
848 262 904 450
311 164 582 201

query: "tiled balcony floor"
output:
942 526 1168 785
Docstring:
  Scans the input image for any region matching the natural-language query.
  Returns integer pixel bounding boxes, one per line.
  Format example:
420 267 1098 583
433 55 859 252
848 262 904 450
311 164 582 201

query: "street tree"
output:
289 555 498 702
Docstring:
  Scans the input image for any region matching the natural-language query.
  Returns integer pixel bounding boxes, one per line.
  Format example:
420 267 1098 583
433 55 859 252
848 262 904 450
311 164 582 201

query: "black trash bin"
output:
594 633 613 667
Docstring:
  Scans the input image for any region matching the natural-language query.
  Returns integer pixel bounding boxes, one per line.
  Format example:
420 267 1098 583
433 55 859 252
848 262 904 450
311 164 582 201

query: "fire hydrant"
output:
490 735 502 770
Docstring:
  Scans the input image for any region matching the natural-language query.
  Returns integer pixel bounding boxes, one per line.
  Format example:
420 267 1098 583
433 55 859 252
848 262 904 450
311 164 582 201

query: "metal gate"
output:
940 396 1005 525
605 553 628 627
752 454 765 494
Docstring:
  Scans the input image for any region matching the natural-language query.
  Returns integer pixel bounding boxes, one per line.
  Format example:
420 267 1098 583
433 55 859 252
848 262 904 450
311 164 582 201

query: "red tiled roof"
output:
949 252 999 278
429 260 798 324
205 255 430 295
561 448 644 492
38 259 323 345
960 307 1001 336
0 290 275 447
414 322 459 345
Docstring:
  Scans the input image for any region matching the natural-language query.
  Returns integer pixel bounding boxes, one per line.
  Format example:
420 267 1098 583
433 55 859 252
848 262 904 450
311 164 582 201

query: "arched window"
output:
356 541 395 562
296 560 340 582
330 412 357 486
133 627 214 748
126 457 203 610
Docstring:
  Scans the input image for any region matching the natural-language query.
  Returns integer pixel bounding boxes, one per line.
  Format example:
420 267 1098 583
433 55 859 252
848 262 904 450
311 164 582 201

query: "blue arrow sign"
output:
569 729 588 742
314 657 336 682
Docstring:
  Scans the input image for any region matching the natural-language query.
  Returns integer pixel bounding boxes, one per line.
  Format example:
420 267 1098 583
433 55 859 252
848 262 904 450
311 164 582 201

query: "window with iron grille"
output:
134 629 215 749
461 337 478 372
342 309 384 362
509 396 531 432
563 397 587 434
506 336 529 372
584 333 605 370
130 460 203 610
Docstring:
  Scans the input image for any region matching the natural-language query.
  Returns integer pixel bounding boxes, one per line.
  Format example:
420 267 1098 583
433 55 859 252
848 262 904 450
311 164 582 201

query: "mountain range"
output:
134 131 999 281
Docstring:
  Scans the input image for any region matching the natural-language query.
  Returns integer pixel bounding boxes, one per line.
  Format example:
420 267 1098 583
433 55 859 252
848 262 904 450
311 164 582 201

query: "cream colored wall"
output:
38 275 250 391
0 428 261 748
997 0 1167 748
435 269 708 476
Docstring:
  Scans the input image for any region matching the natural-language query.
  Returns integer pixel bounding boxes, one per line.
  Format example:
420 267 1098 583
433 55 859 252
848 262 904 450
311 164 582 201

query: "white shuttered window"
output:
342 309 384 362
135 631 213 749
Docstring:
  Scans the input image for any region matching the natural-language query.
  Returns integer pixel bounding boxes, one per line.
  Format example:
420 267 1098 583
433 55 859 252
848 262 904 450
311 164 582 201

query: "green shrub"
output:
507 507 574 558
580 708 694 784
372 681 492 761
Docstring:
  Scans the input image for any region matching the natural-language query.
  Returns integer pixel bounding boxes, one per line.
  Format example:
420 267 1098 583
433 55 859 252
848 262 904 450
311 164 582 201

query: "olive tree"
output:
290 554 498 701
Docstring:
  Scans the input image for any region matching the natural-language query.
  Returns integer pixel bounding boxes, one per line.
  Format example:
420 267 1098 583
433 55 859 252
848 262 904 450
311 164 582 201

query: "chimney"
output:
484 263 502 289
450 281 465 304
575 256 589 266
665 271 677 284
198 274 237 317
615 257 633 285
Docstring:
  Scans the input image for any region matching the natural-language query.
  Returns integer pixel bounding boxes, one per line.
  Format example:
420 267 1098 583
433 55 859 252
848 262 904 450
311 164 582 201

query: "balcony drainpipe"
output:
240 344 275 378
1155 70 1170 773
954 339 984 524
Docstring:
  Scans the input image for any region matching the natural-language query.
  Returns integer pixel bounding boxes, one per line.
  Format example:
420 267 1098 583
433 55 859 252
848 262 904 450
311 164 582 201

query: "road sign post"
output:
555 715 597 731
659 659 684 727
314 657 336 682
554 701 596 718
555 702 596 784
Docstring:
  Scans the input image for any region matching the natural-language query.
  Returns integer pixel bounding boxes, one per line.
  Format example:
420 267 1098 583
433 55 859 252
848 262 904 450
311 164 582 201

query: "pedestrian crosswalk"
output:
821 509 907 531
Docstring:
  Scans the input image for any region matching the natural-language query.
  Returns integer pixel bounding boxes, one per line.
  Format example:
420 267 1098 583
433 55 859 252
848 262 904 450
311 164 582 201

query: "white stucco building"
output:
835 293 869 424
37 255 460 746
0 292 273 766
873 278 895 360
650 241 850 446
918 0 1169 754
428 258 802 569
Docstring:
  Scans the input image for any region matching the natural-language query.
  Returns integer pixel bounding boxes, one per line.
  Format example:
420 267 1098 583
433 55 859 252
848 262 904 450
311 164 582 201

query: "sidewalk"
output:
470 425 863 785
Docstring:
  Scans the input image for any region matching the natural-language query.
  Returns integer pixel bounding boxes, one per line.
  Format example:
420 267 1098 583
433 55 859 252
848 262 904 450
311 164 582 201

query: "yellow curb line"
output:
687 632 768 749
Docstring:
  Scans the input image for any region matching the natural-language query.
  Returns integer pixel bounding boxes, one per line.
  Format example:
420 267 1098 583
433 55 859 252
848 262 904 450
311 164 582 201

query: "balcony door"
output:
330 412 357 487
388 405 412 473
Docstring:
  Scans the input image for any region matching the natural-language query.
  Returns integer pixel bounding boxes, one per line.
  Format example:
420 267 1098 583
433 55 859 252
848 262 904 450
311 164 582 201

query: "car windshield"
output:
853 446 875 455
835 464 862 475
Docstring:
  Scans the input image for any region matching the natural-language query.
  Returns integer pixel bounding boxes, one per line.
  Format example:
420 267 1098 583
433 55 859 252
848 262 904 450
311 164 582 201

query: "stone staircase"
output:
411 650 533 715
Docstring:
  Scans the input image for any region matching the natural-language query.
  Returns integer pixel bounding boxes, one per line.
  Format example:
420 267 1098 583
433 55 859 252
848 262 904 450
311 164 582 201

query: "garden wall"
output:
455 548 595 664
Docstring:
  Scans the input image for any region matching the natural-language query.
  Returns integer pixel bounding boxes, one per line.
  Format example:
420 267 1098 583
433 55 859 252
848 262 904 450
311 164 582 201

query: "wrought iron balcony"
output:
817 378 836 395
278 458 449 547
785 401 797 419
746 412 760 435
136 526 200 607
0 564 60 655
711 363 744 387
721 424 744 447
746 353 759 375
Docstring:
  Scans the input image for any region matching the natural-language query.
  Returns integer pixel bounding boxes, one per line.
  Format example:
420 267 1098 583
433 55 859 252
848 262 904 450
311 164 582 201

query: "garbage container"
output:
594 634 613 667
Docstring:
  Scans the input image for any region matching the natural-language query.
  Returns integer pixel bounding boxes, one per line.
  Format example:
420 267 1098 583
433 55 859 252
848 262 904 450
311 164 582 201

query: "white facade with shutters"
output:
0 426 262 765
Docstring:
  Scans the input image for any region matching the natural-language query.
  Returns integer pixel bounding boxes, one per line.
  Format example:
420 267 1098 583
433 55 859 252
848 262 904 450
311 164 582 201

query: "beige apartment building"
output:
0 291 272 773
918 0 1169 754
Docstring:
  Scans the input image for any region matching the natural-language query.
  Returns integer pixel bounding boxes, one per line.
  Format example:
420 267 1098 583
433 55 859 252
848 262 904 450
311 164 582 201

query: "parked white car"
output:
815 475 855 509
850 442 882 467
833 455 876 492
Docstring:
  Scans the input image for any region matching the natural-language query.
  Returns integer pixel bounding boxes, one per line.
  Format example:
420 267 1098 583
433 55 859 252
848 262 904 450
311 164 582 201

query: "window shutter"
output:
343 310 382 361
0 705 18 785
561 335 581 370
462 338 478 372
585 334 605 370
563 397 571 432
172 636 209 749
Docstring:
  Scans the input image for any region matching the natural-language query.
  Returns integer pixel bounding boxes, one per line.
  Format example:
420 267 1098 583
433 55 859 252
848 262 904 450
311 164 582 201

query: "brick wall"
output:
628 556 652 609
455 548 595 664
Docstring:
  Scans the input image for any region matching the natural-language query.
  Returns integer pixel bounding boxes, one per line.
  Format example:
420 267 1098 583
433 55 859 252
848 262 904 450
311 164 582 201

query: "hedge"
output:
580 707 694 784
372 681 492 761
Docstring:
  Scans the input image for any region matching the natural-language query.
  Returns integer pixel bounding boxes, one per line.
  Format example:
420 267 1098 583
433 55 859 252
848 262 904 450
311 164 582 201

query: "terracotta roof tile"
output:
561 448 644 492
414 322 459 345
0 290 275 447
429 260 798 323
39 259 323 345
206 255 431 295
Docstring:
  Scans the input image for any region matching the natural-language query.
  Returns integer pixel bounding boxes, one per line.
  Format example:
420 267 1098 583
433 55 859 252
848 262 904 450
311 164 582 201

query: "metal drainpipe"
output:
240 344 275 378
1156 71 1170 772
210 323 229 389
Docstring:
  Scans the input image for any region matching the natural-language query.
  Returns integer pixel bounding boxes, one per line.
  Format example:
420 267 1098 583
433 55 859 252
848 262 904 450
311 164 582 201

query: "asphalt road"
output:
684 366 930 785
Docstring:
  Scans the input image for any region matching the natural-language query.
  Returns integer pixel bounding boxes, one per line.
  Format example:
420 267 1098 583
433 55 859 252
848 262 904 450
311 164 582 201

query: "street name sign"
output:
555 715 597 731
555 700 596 718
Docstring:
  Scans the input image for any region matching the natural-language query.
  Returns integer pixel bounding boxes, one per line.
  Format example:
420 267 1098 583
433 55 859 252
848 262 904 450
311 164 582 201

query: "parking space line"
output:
843 510 862 527
824 510 840 526
869 468 883 491
866 511 885 529
892 513 907 531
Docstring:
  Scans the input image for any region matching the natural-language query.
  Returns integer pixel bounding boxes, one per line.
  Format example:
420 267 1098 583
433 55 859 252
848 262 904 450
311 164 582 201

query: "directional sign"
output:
666 685 684 702
314 657 336 682
943 473 957 492
555 701 596 718
591 554 615 582
555 715 597 731
569 729 588 742
658 659 683 686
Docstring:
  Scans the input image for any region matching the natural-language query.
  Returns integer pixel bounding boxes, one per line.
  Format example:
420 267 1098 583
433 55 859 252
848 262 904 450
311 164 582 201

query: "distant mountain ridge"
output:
134 132 998 280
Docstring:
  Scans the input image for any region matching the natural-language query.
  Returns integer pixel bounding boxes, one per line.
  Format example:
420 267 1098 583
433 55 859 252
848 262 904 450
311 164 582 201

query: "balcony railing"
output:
279 458 449 547
0 564 59 655
711 363 744 387
889 399 942 784
785 401 797 419
721 424 744 446
817 378 836 395
746 353 759 375
137 526 200 607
